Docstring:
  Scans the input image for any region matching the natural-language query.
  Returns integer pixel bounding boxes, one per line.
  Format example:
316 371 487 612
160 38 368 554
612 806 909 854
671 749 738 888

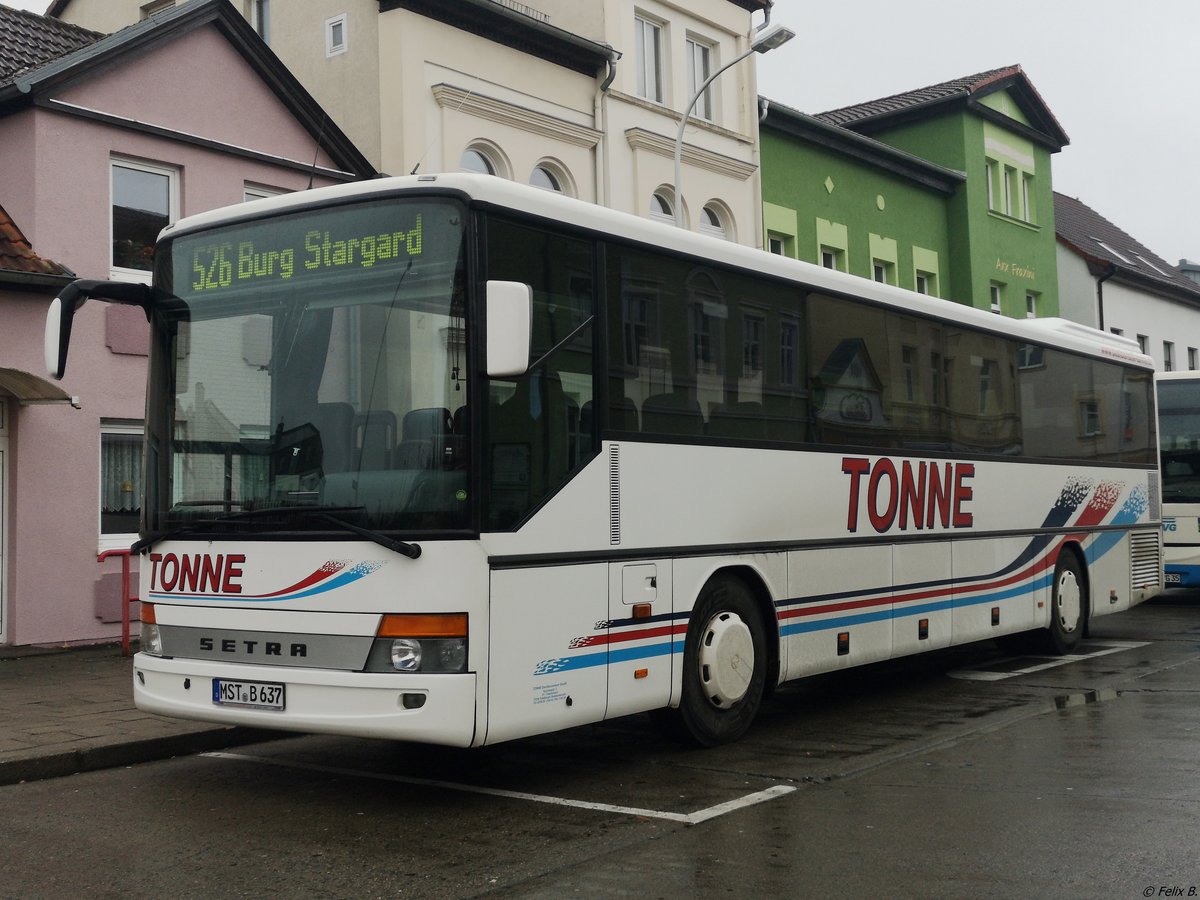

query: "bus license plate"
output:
212 679 285 710
1165 572 1182 585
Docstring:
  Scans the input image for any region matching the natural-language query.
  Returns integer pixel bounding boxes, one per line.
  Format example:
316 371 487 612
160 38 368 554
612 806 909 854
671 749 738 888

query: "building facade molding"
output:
431 83 601 149
624 127 757 181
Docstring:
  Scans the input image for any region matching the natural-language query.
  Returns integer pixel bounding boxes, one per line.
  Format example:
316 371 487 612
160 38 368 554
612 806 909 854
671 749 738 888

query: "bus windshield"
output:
1158 378 1200 503
149 197 470 536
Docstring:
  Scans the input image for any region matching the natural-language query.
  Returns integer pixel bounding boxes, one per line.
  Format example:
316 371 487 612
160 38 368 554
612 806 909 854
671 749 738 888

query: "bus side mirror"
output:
486 280 532 378
45 295 77 380
44 279 152 379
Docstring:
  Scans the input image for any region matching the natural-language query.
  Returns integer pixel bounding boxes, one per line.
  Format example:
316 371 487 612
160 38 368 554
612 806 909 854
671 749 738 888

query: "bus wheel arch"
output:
668 568 777 747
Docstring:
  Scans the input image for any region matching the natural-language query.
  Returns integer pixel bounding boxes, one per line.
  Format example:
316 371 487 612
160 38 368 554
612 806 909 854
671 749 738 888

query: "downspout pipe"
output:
1096 263 1117 332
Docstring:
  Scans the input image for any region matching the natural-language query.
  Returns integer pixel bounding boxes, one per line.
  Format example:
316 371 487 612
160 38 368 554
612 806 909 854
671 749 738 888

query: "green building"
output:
761 65 1069 318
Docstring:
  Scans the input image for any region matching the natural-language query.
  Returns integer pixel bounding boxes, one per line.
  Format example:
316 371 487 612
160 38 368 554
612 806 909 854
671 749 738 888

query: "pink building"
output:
0 0 373 647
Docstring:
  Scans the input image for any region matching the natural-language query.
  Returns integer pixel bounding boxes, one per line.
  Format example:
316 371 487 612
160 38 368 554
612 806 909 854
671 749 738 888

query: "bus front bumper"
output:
133 652 479 747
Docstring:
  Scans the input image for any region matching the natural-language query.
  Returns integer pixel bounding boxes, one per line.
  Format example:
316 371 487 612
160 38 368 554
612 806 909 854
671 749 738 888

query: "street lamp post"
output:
673 23 794 229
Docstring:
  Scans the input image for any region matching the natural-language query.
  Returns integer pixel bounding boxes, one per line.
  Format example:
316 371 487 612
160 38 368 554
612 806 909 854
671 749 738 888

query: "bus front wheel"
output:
674 575 767 747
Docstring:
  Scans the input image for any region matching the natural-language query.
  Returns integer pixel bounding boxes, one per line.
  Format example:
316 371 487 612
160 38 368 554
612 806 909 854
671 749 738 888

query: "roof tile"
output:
0 203 73 277
816 65 1022 128
1054 192 1200 298
0 3 102 84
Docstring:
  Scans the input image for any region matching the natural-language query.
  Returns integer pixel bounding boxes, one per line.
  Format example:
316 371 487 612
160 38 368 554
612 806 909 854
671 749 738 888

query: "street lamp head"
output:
752 24 795 54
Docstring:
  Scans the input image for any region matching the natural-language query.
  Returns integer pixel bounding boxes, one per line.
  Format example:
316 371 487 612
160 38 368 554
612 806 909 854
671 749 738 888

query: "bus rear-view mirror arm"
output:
45 279 152 379
486 280 532 379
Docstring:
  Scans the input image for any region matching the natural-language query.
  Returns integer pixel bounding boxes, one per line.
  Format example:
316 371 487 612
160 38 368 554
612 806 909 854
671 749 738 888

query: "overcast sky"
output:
7 0 1198 265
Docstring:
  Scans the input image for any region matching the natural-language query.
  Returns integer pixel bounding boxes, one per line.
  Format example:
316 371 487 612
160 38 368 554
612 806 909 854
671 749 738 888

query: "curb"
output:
0 726 292 787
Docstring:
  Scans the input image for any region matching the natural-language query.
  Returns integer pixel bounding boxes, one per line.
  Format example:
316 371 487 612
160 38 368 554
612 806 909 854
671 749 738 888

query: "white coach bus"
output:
46 174 1162 747
1155 371 1200 587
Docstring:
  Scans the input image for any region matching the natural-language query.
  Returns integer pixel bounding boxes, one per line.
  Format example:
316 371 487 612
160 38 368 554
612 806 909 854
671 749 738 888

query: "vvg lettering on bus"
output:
842 456 974 533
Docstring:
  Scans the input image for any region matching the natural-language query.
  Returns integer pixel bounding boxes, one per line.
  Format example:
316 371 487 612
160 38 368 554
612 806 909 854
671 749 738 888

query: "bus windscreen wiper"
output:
135 505 421 559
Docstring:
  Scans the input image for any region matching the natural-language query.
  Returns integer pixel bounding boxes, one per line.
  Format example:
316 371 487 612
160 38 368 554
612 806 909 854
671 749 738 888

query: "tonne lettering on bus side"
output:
842 457 974 533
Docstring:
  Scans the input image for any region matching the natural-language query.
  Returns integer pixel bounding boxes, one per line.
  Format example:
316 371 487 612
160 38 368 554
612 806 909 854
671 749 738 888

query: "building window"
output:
902 346 917 402
990 283 1003 314
635 15 664 103
780 320 798 385
326 13 347 57
686 37 714 120
742 314 764 377
872 261 894 285
139 0 173 18
244 184 284 202
700 204 728 240
100 424 143 551
915 273 930 295
1078 398 1102 437
252 0 269 41
460 148 496 176
111 158 177 281
530 165 563 193
820 246 844 272
1003 166 1017 217
768 234 786 256
1022 174 1035 224
1190 347 1198 371
1026 292 1037 318
1110 327 1124 336
649 190 674 223
1165 341 1175 372
985 159 997 210
1137 334 1149 355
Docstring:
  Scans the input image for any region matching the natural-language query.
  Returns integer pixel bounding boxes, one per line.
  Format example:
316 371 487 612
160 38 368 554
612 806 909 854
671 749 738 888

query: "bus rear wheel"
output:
673 575 767 747
1043 551 1086 655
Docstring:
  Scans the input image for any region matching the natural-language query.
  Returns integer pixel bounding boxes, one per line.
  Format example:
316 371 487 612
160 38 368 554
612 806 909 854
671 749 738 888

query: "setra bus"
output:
1155 371 1200 587
46 174 1162 747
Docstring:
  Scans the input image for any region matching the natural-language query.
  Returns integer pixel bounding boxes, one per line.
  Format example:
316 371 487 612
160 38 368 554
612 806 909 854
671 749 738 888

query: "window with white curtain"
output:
100 423 143 551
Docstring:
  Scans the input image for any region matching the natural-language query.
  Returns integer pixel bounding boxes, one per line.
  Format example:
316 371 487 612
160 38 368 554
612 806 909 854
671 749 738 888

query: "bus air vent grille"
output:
1129 530 1162 590
609 444 620 545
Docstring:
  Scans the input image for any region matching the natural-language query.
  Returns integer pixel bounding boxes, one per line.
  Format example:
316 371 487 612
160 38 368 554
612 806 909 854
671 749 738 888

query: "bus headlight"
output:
367 613 468 673
388 637 467 673
390 638 422 671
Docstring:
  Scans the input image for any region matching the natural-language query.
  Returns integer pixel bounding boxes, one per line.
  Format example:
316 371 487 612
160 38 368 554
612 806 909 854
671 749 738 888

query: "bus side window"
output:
484 216 596 530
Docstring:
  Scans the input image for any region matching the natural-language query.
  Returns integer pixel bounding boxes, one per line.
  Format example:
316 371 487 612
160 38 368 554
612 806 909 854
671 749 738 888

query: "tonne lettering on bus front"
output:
842 457 974 533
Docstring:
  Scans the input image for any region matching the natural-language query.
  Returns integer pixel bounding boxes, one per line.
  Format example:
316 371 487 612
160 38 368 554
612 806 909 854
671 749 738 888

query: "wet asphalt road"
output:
4 592 1200 899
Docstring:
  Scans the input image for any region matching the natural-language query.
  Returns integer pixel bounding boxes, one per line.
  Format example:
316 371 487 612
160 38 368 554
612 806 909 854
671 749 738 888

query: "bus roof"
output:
159 173 1153 371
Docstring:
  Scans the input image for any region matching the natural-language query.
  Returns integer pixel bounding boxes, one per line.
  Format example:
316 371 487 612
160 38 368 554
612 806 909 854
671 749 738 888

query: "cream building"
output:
50 0 774 246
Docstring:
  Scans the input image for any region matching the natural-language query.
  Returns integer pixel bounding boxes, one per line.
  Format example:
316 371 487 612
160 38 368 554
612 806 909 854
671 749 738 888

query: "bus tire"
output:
673 574 767 747
1043 550 1086 655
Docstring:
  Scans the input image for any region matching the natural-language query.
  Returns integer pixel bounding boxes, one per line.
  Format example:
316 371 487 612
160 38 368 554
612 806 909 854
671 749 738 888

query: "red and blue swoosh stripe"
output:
533 477 1146 675
147 559 385 603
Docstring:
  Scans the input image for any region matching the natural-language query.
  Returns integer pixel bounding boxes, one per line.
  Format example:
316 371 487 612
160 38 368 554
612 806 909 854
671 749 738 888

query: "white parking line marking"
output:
948 640 1149 681
202 751 795 825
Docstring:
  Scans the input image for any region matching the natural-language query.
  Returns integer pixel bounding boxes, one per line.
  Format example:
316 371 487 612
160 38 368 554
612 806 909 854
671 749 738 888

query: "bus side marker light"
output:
632 603 652 619
991 607 1000 627
837 632 850 656
634 668 649 680
918 619 929 641
140 602 163 656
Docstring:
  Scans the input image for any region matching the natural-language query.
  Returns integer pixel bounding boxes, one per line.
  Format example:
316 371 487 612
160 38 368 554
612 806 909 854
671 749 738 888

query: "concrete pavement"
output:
0 643 282 786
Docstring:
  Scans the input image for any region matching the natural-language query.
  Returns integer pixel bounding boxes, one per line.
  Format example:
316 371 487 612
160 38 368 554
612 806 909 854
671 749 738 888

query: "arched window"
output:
649 190 674 222
460 148 496 176
530 165 562 192
700 204 729 240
